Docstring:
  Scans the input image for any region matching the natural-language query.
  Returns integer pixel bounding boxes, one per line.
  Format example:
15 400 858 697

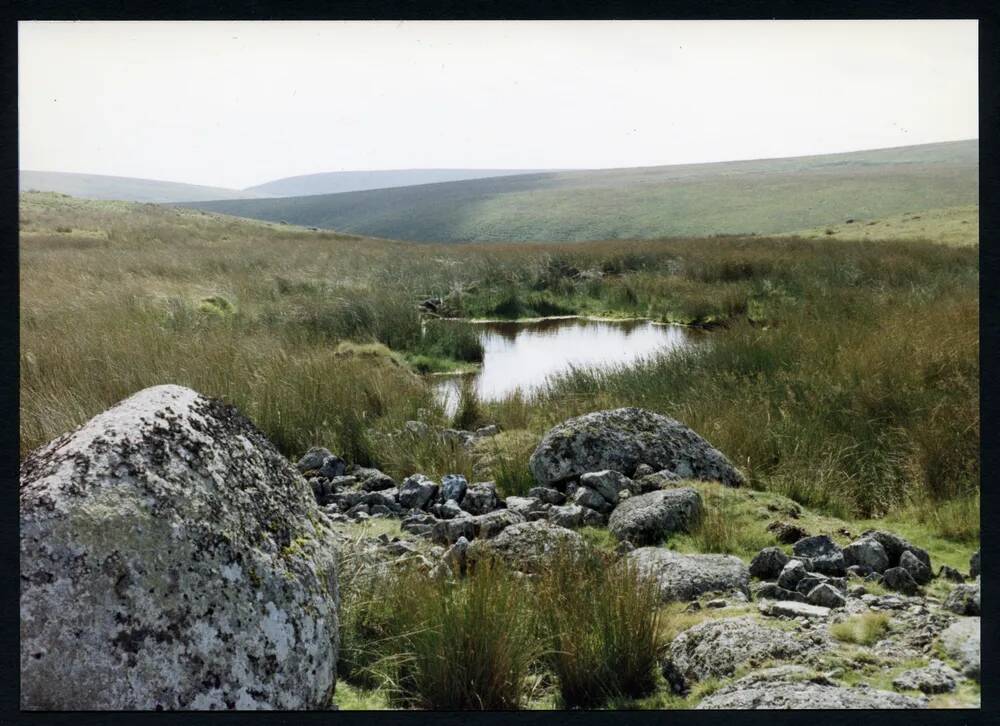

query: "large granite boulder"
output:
696 666 926 709
607 488 702 545
466 520 586 574
661 617 830 693
20 385 339 710
626 547 750 602
528 408 745 487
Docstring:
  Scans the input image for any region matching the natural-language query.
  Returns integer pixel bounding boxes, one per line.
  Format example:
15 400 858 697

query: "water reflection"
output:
434 318 699 417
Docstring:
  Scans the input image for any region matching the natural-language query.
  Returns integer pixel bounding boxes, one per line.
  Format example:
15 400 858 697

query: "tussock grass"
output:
829 613 891 646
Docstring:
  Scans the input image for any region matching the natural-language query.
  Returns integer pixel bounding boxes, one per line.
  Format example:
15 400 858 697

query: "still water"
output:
433 318 699 417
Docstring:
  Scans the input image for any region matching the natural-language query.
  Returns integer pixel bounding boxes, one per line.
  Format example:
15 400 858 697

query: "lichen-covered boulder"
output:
943 583 981 616
861 530 931 570
466 520 586 574
607 488 702 545
661 617 830 693
528 408 745 487
696 666 927 709
939 618 980 681
20 385 340 710
626 547 750 602
843 538 889 574
749 547 790 580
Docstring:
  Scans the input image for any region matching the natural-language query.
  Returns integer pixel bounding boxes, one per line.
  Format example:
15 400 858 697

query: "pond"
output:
433 317 701 417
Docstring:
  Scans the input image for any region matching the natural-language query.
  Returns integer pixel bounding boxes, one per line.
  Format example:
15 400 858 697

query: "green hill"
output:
20 170 271 203
245 168 558 197
176 140 978 243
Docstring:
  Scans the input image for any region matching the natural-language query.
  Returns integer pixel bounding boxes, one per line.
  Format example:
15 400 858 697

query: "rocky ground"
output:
20 387 980 710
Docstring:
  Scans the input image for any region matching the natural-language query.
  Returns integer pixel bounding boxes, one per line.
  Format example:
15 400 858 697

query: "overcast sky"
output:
19 20 978 190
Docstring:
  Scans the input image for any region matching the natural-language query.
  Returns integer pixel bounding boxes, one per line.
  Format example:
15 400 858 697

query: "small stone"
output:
753 582 805 603
767 520 809 544
296 446 333 472
579 469 635 505
437 498 465 520
899 550 932 585
943 583 980 616
843 538 889 573
758 600 831 619
399 474 439 510
807 583 846 609
461 482 499 515
777 559 807 591
938 565 965 583
706 598 728 609
440 474 468 503
528 486 565 505
892 660 960 694
547 503 584 528
572 485 613 513
970 550 980 578
749 546 790 580
882 567 920 595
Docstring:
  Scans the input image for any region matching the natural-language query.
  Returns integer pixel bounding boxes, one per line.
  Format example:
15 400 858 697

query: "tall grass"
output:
534 547 663 708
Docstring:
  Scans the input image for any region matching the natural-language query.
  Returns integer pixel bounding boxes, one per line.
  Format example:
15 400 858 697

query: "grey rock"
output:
572 485 612 513
758 600 831 619
939 617 980 681
793 535 840 559
369 504 392 517
767 520 809 544
474 509 526 539
696 666 926 709
776 559 808 591
440 474 468 503
461 482 499 515
861 530 931 570
346 502 370 518
355 468 396 492
749 547 790 580
661 616 829 693
505 496 546 517
528 407 745 487
442 536 470 577
843 538 889 573
580 506 606 526
900 550 931 585
436 498 466 520
807 583 846 608
431 517 478 545
318 455 347 480
943 583 980 616
883 566 921 595
970 550 980 578
475 424 501 437
362 489 398 509
398 474 438 510
892 660 961 694
19 385 339 710
466 520 586 574
296 446 333 472
528 486 565 505
635 469 683 493
938 565 965 583
579 469 635 505
633 463 655 478
627 547 750 602
607 488 702 545
547 503 584 528
753 582 805 603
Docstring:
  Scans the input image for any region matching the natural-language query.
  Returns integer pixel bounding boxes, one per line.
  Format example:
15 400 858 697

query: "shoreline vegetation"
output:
20 191 979 533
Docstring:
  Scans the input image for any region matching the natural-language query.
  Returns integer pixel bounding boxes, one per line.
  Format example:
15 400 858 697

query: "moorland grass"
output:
19 193 978 531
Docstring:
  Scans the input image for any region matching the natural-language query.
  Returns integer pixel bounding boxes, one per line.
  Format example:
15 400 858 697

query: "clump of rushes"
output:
535 546 663 708
452 377 484 431
374 557 539 710
829 612 891 646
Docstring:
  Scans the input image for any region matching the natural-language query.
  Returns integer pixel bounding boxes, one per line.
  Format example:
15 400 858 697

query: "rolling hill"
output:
19 171 272 203
177 140 978 243
244 168 558 197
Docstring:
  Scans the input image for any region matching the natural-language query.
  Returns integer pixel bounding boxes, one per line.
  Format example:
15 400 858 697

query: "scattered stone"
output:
317 455 347 480
398 474 438 510
580 506 606 526
633 463 655 478
296 446 333 472
352 467 396 491
758 600 831 619
504 496 546 517
579 469 635 505
749 546 790 580
466 520 585 574
807 583 846 609
696 665 926 709
627 547 750 602
572 485 613 513
431 516 478 545
767 520 809 544
970 550 980 579
777 559 808 591
938 565 965 583
440 474 468 503
939 617 980 681
19 385 339 710
607 487 702 545
792 534 838 559
474 509 526 539
661 617 830 694
442 536 470 577
706 598 728 609
436 498 465 520
528 486 565 505
943 583 981 616
848 585 866 597
892 660 961 694
528 407 745 487
883 567 921 595
899 550 931 585
475 424 501 437
547 503 584 528
843 538 889 574
862 530 931 570
753 582 805 603
461 482 499 515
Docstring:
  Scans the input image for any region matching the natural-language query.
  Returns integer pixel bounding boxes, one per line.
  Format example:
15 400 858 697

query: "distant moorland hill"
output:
19 170 271 204
244 168 558 197
177 139 978 243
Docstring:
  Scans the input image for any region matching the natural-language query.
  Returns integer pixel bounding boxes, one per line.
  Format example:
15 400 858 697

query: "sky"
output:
19 20 978 190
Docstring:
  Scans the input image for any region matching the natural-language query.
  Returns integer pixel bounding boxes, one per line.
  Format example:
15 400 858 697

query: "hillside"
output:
176 140 978 243
20 170 272 203
245 168 558 197
781 205 979 247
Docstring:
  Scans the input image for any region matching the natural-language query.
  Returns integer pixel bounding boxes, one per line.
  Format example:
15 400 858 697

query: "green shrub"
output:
829 613 891 645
